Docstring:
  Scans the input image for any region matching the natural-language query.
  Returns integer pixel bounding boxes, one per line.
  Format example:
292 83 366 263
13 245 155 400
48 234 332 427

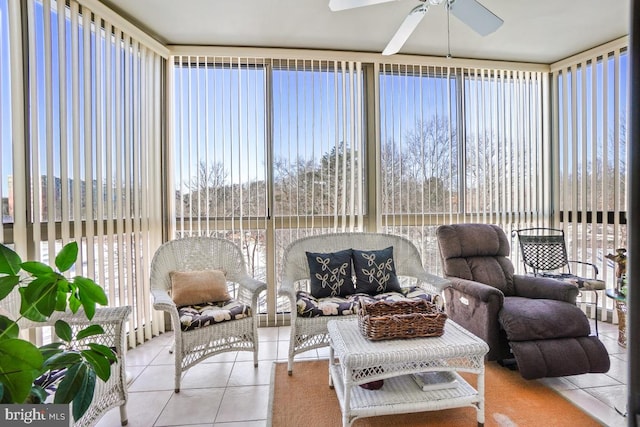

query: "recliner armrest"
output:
447 277 505 304
513 274 579 303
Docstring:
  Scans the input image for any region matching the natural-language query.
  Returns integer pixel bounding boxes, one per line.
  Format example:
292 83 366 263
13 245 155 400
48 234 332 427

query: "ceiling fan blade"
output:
448 0 503 36
329 0 398 12
382 4 428 56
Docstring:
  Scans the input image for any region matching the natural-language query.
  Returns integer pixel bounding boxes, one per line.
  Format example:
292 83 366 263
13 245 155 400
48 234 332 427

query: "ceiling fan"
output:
329 0 503 56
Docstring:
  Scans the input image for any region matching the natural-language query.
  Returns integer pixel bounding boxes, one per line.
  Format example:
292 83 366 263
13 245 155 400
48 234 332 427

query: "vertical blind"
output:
22 0 166 347
378 63 547 274
551 40 628 321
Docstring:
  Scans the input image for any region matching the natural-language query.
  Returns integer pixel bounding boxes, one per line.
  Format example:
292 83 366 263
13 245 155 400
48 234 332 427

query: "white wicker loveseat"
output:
278 232 450 375
150 237 267 392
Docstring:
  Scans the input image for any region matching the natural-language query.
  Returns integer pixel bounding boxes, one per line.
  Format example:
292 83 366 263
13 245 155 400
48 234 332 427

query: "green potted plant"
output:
0 241 115 422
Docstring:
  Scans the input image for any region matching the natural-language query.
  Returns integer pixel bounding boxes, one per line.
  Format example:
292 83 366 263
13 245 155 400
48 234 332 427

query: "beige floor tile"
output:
564 372 622 389
213 421 267 427
128 365 177 392
215 385 270 423
127 344 167 367
181 362 235 389
96 390 173 427
155 387 225 426
559 389 626 427
228 361 273 386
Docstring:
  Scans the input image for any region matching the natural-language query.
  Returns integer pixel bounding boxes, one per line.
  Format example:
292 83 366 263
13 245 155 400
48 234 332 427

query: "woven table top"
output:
328 318 489 371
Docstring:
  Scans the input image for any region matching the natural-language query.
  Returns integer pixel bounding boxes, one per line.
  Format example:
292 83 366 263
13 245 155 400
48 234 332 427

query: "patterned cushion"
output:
306 249 355 298
296 286 435 318
178 299 251 331
541 273 606 290
352 246 402 295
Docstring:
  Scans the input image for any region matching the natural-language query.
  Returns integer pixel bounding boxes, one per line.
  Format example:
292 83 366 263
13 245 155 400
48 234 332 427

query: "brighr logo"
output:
0 405 68 426
4 408 47 424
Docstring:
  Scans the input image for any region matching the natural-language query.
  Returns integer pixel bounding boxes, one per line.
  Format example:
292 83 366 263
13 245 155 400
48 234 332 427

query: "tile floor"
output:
96 319 628 427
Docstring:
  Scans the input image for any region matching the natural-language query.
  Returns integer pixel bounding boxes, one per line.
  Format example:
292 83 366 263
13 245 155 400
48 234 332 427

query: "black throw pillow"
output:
306 249 355 298
353 246 401 295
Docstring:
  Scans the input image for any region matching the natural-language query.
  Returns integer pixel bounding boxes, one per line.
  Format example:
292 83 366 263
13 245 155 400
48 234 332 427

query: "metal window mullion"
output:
613 51 621 254
26 0 42 259
104 22 116 307
570 64 579 262
82 5 95 279
43 0 56 259
203 56 210 234
132 40 144 345
123 33 136 348
580 60 589 277
195 55 201 235
94 12 106 295
70 2 83 266
113 27 126 317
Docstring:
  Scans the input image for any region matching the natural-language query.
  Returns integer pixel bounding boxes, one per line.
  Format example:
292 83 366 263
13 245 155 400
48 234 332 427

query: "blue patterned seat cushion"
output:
178 299 251 331
296 286 435 318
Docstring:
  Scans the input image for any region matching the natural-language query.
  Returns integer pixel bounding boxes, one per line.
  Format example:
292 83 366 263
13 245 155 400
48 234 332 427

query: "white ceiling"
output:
101 0 630 64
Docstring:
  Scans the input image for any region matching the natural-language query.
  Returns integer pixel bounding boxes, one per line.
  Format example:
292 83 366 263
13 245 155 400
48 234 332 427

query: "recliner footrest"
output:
509 336 610 379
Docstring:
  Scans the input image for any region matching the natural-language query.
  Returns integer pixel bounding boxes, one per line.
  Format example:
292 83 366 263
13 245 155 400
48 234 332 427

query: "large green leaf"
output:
28 385 47 404
54 361 97 421
81 349 111 382
54 320 73 342
0 275 20 300
68 293 82 313
52 362 87 404
87 343 116 363
55 242 78 273
18 288 47 322
22 275 59 318
38 342 64 361
0 244 22 275
20 261 54 276
71 367 95 422
43 351 82 370
0 339 43 403
0 315 19 340
74 276 108 306
76 325 104 341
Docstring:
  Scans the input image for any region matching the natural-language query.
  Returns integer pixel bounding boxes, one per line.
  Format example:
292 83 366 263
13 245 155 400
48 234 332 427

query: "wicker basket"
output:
358 299 447 341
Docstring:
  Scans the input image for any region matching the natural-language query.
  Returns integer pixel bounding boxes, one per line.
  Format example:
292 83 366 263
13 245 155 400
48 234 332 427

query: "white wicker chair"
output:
0 290 131 427
278 232 450 375
150 237 267 392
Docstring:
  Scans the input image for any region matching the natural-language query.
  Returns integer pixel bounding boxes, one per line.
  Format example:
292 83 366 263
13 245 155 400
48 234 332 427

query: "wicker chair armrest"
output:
277 278 297 301
413 271 451 294
151 289 178 312
235 274 268 295
49 306 131 354
566 260 599 278
48 306 131 327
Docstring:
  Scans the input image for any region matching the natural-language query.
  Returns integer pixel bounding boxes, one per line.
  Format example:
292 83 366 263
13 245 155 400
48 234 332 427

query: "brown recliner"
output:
436 223 610 380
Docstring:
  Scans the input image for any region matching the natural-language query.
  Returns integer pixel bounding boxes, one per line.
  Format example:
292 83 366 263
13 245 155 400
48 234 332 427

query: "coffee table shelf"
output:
328 319 489 427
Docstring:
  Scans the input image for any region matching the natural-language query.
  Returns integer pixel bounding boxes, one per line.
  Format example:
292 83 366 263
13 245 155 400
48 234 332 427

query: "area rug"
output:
268 360 602 427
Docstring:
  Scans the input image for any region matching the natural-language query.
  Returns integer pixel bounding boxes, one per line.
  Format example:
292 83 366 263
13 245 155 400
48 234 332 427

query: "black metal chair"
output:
514 227 605 336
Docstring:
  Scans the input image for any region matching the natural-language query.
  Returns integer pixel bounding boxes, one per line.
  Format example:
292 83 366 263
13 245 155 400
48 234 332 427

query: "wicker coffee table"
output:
327 319 489 427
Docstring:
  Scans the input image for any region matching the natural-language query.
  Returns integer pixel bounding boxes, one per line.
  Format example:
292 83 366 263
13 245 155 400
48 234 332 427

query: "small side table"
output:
605 289 627 347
